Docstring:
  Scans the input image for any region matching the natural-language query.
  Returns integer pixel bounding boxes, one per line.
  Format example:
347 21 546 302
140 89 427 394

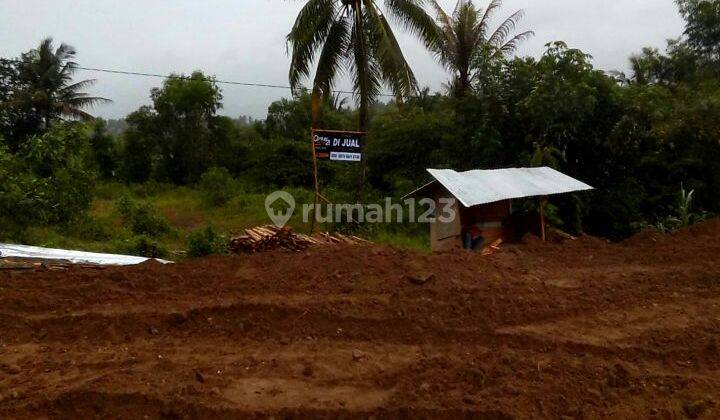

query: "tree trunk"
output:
354 0 368 204
457 69 470 98
354 0 368 132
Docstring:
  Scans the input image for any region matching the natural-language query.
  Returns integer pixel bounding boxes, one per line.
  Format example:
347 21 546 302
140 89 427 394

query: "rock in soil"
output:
352 349 365 361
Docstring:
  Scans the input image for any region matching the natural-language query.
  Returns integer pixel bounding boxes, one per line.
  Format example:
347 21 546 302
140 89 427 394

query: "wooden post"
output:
310 128 320 234
539 197 546 242
308 128 366 232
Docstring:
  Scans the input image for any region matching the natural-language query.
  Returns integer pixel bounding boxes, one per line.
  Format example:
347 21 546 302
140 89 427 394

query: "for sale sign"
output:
312 129 365 162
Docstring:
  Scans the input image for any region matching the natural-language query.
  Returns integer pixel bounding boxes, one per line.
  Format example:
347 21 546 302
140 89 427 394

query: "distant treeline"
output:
1 1 720 240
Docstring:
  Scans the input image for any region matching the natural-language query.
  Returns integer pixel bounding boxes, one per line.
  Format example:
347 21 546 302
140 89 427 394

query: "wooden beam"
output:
310 128 320 234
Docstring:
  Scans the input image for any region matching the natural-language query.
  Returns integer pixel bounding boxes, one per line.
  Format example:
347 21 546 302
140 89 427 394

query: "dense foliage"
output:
1 0 720 245
0 124 95 235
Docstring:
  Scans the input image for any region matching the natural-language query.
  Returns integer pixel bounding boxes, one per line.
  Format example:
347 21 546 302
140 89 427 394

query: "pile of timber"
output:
229 225 368 254
0 258 103 271
481 238 503 256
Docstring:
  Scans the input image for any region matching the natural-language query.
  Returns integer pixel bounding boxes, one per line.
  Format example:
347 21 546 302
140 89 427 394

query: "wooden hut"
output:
404 167 593 252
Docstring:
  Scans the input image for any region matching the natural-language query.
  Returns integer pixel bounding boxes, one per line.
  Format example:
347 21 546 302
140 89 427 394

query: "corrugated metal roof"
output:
423 167 593 207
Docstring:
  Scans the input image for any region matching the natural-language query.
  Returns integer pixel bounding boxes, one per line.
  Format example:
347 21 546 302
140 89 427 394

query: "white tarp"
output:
426 167 593 207
0 243 171 266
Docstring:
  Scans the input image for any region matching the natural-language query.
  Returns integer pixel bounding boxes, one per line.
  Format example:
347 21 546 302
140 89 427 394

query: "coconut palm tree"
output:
8 38 110 130
287 0 439 131
325 91 350 111
431 0 533 97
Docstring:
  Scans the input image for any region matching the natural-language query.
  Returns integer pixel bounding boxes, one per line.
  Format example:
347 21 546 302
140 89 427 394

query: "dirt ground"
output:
2 221 720 419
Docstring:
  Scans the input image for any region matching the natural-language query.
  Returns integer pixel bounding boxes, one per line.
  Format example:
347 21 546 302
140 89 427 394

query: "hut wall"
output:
427 190 512 252
429 190 462 252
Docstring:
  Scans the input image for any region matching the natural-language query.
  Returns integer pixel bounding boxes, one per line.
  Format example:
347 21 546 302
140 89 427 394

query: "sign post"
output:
309 128 366 233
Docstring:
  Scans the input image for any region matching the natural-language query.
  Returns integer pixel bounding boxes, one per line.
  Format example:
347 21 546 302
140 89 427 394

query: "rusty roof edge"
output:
400 178 438 201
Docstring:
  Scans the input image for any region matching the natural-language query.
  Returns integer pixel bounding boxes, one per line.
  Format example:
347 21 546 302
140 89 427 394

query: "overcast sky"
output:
0 0 685 119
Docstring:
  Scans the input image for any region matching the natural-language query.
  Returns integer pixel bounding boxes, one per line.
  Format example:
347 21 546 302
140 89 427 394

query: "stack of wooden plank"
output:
481 238 503 256
0 258 104 271
229 225 368 254
313 232 370 246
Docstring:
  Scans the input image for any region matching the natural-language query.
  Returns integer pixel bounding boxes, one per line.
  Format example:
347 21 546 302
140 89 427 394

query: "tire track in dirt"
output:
3 220 720 417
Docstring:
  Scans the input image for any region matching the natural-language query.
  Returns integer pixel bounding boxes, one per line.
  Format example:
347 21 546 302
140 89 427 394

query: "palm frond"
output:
477 0 502 38
430 0 531 96
498 30 534 55
365 0 418 100
61 95 112 109
59 78 97 94
58 104 95 121
488 9 524 47
312 16 351 98
54 42 77 62
428 0 452 29
287 0 338 90
384 0 442 50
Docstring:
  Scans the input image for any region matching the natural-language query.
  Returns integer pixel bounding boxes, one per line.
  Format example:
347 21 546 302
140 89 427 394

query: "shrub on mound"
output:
116 196 170 237
187 225 227 257
198 167 235 206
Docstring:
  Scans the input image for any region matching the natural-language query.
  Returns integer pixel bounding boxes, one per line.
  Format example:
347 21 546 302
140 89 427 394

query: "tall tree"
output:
430 0 532 97
6 38 109 131
150 71 224 184
677 0 720 62
287 0 439 131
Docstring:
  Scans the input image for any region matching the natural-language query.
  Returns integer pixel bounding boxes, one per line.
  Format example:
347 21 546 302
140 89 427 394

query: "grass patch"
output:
6 182 430 259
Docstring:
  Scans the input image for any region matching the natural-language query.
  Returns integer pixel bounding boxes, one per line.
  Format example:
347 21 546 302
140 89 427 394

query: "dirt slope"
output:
2 220 720 418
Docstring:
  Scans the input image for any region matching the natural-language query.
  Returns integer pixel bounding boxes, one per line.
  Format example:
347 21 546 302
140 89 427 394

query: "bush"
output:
0 125 96 235
187 225 227 257
129 180 172 198
116 196 170 237
0 150 51 236
198 167 235 206
46 162 95 223
94 182 131 200
61 216 115 241
247 139 313 188
124 235 168 258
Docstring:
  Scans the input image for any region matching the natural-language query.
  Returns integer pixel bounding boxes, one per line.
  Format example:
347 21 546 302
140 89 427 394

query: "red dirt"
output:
2 220 720 418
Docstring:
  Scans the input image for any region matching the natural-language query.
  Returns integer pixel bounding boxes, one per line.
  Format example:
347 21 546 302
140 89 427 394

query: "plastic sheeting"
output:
0 243 171 265
424 167 593 207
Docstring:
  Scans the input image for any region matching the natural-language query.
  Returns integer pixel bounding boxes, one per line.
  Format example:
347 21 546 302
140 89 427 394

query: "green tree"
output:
430 0 532 97
18 124 95 224
0 58 40 151
0 59 19 141
262 90 355 141
119 73 253 184
152 72 223 183
4 38 109 134
366 101 455 190
629 41 703 85
287 0 438 130
677 0 720 62
119 106 158 183
88 119 118 179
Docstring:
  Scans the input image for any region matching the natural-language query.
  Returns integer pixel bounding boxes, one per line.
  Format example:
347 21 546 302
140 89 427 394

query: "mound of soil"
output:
2 220 720 418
